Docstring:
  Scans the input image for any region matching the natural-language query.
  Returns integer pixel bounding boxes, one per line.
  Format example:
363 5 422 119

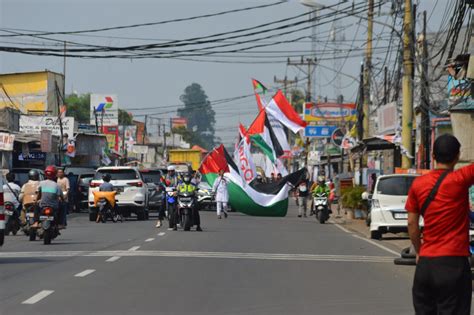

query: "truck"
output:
168 149 202 171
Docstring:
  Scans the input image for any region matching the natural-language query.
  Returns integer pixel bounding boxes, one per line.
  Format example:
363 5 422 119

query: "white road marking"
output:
352 234 400 256
74 269 96 277
333 223 353 234
0 250 393 263
22 290 54 304
158 232 166 236
145 238 155 242
128 246 140 251
106 256 121 262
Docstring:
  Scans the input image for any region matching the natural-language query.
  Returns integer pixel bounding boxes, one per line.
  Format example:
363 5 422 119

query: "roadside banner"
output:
20 115 75 137
304 102 357 123
171 117 188 129
90 94 119 126
0 132 15 151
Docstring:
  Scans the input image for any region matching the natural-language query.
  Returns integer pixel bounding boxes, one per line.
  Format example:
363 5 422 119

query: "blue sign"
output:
304 125 338 138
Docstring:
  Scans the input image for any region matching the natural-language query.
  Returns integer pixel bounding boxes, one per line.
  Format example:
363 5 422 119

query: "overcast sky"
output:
0 0 448 145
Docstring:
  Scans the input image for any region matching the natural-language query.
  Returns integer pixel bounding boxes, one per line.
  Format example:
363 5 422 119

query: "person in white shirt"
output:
3 172 21 211
212 169 229 219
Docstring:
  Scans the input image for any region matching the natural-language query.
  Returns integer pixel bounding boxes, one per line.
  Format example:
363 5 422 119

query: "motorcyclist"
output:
177 173 202 231
311 176 330 196
32 166 63 228
19 170 41 226
155 166 180 228
3 172 21 226
99 174 114 192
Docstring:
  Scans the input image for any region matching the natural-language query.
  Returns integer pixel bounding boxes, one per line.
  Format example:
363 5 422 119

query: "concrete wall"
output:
451 111 474 162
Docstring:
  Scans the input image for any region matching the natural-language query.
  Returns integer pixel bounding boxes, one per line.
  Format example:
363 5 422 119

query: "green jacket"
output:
312 184 330 196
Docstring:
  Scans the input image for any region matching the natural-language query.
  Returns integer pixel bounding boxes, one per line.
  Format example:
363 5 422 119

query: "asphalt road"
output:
0 204 416 315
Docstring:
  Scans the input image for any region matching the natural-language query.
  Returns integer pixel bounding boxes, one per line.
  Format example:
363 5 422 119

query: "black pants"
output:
193 207 200 227
413 256 471 315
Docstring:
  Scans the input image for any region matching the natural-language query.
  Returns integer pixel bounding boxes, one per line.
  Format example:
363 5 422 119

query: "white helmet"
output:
167 165 175 171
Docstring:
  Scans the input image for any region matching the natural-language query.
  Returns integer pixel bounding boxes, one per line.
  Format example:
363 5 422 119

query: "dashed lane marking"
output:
0 250 394 263
128 246 140 251
74 269 96 277
145 238 155 242
22 290 54 304
106 256 121 262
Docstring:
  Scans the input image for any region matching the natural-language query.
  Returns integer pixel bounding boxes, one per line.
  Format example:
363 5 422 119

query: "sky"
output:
0 0 450 145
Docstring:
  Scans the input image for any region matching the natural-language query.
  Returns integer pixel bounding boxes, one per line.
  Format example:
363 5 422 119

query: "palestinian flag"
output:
265 90 307 133
252 79 268 110
199 145 306 217
247 110 284 163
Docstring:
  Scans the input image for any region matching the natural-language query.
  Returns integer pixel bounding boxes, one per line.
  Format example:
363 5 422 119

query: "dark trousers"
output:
413 256 471 315
193 207 200 227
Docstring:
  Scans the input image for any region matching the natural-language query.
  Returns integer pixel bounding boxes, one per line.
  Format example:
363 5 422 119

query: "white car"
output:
88 167 149 221
369 174 420 240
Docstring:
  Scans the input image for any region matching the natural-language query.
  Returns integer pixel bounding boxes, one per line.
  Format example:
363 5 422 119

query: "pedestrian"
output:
56 168 70 228
296 178 310 217
270 173 276 182
406 134 474 315
212 169 229 219
276 173 282 181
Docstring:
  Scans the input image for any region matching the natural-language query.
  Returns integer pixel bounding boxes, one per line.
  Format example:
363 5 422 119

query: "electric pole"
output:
363 0 374 139
420 10 430 169
402 0 414 168
287 57 317 102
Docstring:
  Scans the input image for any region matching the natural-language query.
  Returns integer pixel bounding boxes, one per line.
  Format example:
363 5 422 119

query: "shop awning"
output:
350 137 396 153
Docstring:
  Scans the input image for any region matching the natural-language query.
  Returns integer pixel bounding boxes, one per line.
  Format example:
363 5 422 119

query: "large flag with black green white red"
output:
265 90 307 133
199 145 306 217
247 110 284 163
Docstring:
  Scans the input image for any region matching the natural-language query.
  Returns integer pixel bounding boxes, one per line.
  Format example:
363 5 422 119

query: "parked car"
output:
88 167 149 221
9 168 44 186
76 173 95 211
0 174 4 246
369 174 420 240
197 181 215 211
139 169 164 212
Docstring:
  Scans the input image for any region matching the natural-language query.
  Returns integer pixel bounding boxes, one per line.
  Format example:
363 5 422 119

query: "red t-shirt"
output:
405 164 474 257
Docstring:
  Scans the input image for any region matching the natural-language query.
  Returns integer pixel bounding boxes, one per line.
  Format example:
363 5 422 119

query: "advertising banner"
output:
304 125 338 138
171 117 188 129
304 102 357 123
20 116 75 137
40 129 52 152
0 132 15 151
102 126 119 151
90 94 119 126
377 102 399 134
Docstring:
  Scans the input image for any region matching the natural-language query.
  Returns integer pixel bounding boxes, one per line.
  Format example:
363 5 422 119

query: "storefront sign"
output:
331 128 345 147
0 132 15 151
18 152 46 161
377 102 398 134
20 116 75 137
304 102 357 123
90 94 119 126
304 125 338 138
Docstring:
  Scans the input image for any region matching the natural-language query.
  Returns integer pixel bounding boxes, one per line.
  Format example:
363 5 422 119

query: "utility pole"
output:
63 41 66 100
287 57 317 102
383 66 388 104
420 10 430 169
274 76 298 170
363 0 374 139
402 0 414 168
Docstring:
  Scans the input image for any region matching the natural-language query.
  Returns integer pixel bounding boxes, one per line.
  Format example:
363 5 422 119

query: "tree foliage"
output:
119 109 133 125
177 83 216 149
65 93 90 123
290 89 305 114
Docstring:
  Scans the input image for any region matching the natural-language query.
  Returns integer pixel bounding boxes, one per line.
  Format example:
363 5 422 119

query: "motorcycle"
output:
177 191 197 231
23 203 38 241
37 206 59 245
165 187 178 229
96 197 121 223
4 202 20 236
314 193 329 224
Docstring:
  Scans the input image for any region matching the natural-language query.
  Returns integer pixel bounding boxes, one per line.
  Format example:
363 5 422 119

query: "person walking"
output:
56 169 70 229
296 178 310 217
406 134 474 315
212 169 229 219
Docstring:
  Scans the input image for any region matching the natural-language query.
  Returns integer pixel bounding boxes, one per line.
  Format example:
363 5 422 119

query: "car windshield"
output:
141 171 162 184
95 169 139 180
11 171 30 186
80 174 94 185
376 176 417 196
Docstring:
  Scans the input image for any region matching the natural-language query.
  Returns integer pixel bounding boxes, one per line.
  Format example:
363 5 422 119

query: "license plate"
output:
4 210 13 215
39 216 54 221
394 212 408 219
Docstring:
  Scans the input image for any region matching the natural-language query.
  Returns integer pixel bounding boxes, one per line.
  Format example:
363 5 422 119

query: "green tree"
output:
177 83 216 150
119 109 133 125
65 93 90 123
290 89 305 114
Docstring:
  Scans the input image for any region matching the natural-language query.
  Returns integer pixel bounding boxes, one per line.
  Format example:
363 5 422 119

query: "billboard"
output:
20 115 75 137
377 102 399 134
102 126 119 151
90 94 118 127
304 102 357 123
171 117 187 129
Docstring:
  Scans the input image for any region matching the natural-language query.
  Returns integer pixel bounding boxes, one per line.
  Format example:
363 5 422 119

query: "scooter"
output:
177 191 197 231
37 206 60 245
165 187 178 229
314 193 329 224
23 203 38 241
96 197 121 223
4 202 20 236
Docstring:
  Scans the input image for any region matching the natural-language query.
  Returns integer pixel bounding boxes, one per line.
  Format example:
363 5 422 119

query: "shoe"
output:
196 226 203 232
155 221 162 228
224 212 228 218
297 215 302 218
218 215 222 219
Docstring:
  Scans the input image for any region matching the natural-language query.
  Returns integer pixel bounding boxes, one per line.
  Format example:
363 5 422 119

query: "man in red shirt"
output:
406 134 474 315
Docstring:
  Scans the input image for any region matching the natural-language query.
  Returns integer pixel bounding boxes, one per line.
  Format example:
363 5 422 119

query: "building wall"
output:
0 71 63 115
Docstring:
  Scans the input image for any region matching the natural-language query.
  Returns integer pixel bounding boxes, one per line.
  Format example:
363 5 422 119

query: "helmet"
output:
183 174 191 184
44 165 57 180
102 173 111 182
28 169 40 181
317 175 325 185
167 165 175 171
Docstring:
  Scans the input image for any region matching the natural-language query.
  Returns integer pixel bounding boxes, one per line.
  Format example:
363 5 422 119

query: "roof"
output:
351 137 395 153
191 145 208 153
0 70 64 78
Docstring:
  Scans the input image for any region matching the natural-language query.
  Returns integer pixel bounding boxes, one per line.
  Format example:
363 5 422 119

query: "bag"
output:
420 170 450 217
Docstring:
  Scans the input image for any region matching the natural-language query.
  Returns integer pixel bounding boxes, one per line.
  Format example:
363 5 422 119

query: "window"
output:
140 171 163 184
95 169 139 180
377 176 417 196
